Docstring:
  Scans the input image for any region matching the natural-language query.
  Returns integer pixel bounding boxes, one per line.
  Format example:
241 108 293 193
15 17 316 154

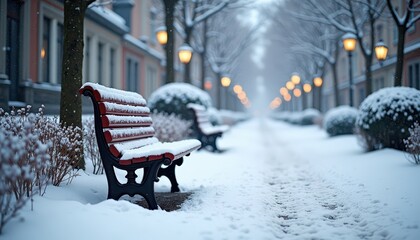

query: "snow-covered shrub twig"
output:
35 109 81 186
404 122 420 164
83 117 103 174
151 112 192 142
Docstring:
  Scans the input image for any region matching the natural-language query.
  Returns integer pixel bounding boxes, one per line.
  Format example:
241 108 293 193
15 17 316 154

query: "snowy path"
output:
259 119 393 239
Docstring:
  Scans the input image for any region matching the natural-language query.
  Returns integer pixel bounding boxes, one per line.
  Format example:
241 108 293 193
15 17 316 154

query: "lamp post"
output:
375 40 388 65
342 33 357 107
221 75 231 109
313 76 323 110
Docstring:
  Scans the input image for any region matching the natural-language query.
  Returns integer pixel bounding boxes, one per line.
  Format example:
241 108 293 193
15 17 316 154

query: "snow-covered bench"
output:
187 103 229 152
79 83 201 210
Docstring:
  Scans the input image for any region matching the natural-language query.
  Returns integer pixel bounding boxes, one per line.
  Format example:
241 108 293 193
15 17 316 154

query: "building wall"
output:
0 0 166 113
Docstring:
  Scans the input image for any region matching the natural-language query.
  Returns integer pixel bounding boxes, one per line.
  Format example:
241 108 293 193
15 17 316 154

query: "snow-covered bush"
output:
36 114 81 186
404 122 420 164
323 106 358 137
356 87 420 151
151 112 192 142
83 117 103 175
300 108 322 125
148 83 212 122
0 106 50 234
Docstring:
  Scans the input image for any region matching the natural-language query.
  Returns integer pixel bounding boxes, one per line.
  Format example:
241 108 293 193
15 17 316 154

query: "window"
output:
85 37 90 82
359 88 365 106
146 66 157 96
98 42 103 84
110 48 115 87
126 58 139 92
42 16 51 83
409 62 420 89
56 23 63 84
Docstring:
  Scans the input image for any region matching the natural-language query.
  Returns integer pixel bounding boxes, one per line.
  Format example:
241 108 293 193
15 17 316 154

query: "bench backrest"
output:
187 103 213 131
80 83 159 160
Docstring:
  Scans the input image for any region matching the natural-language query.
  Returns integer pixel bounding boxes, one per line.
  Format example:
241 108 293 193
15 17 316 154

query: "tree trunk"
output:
164 0 179 84
216 72 221 109
394 26 406 86
332 62 339 107
60 0 92 169
364 53 373 96
200 19 208 90
183 26 192 84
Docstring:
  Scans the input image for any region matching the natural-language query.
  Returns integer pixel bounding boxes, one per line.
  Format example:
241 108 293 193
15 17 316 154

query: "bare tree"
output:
206 10 260 109
270 0 341 107
294 0 386 97
386 0 420 86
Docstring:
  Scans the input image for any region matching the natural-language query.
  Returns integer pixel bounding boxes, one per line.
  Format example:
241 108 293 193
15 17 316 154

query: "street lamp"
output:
221 76 231 87
342 33 357 107
155 26 168 45
313 77 323 87
221 76 231 109
178 44 193 64
291 73 301 85
375 39 388 64
286 81 295 90
303 83 312 93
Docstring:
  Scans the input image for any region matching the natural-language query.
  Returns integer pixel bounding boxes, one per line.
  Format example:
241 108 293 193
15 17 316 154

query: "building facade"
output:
0 0 165 113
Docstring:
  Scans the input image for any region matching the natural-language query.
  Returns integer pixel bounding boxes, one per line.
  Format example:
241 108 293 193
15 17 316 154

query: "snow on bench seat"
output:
119 139 201 165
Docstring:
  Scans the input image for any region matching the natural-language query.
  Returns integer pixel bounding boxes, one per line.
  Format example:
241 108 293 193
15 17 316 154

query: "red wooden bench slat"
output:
98 102 150 116
101 116 153 128
104 128 155 143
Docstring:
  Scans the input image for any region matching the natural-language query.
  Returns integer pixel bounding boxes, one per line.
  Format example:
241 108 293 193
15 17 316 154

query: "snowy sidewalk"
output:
4 118 420 240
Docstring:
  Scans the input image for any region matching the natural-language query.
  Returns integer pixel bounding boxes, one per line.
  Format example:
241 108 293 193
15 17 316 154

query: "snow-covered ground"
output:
3 118 420 240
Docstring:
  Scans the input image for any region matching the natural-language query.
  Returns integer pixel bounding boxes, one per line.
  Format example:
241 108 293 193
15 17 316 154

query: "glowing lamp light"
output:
280 87 288 96
286 81 295 90
291 73 301 85
221 76 231 87
233 84 243 94
155 26 168 45
204 80 212 90
342 33 357 52
375 40 388 62
178 44 193 64
41 48 46 59
293 88 302 97
313 77 323 87
238 91 247 100
284 94 291 102
303 83 312 93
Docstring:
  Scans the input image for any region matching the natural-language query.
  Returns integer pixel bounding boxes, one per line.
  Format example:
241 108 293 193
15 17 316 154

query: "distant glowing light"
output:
303 83 312 93
293 88 302 97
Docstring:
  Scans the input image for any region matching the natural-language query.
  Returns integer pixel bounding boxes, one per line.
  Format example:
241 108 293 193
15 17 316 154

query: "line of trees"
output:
269 0 420 109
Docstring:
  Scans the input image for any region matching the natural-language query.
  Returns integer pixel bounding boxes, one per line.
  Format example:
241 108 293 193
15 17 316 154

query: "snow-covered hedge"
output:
151 112 192 142
356 87 420 151
148 83 212 122
323 106 358 137
301 108 322 125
